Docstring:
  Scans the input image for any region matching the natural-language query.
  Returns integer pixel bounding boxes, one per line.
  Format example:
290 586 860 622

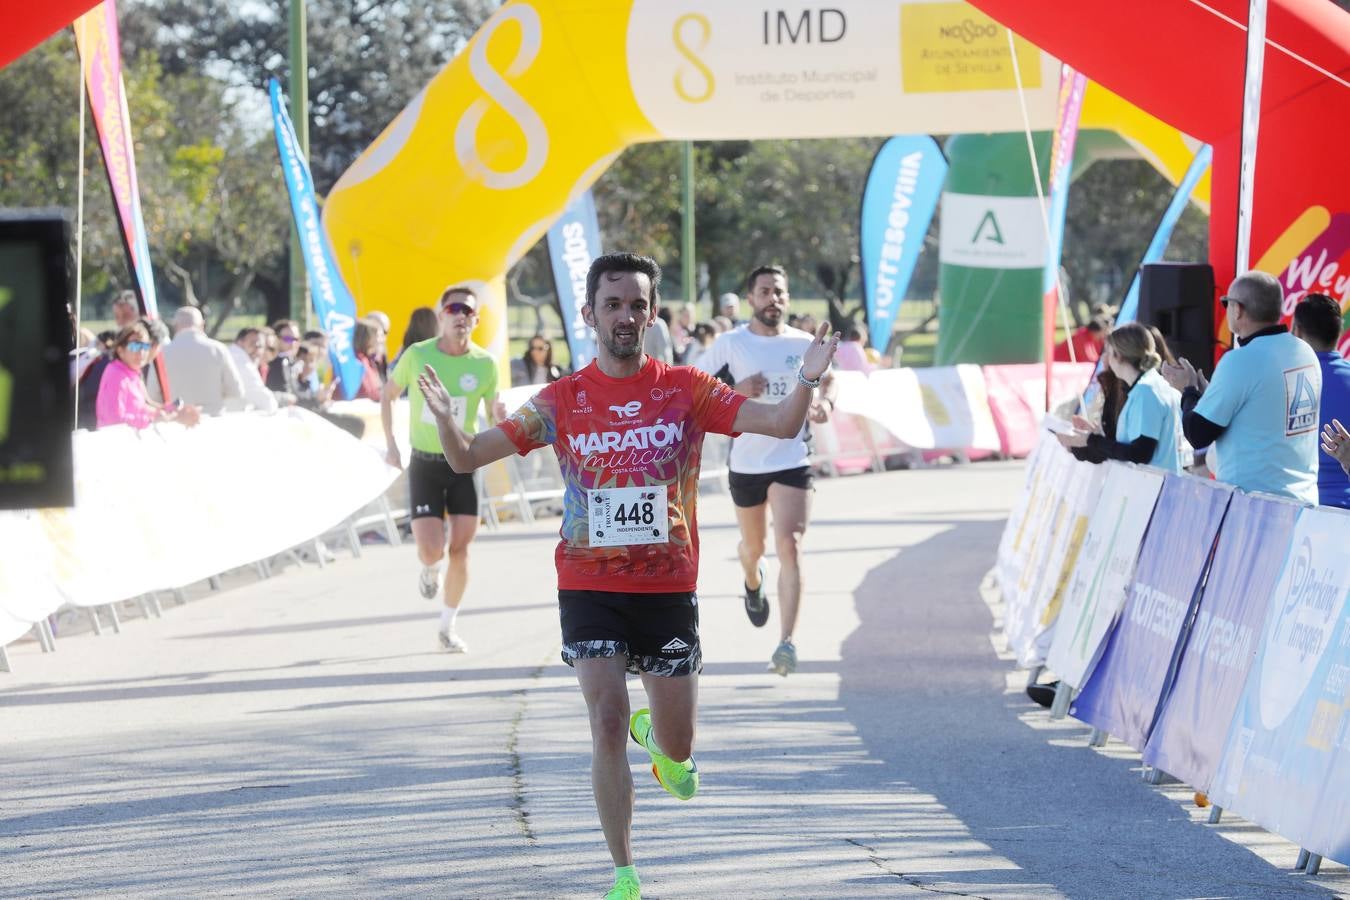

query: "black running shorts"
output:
408 451 478 519
558 590 701 677
727 465 814 508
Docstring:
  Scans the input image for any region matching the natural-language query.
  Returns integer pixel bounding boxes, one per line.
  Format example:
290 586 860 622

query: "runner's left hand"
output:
802 322 840 381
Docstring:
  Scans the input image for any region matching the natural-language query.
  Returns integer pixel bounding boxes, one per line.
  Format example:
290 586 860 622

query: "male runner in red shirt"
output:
417 252 839 900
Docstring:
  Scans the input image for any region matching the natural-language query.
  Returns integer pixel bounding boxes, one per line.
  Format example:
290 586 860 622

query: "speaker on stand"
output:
1137 262 1217 377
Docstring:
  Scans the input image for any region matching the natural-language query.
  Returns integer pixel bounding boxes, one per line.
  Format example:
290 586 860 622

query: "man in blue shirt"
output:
1162 271 1321 504
1291 293 1350 507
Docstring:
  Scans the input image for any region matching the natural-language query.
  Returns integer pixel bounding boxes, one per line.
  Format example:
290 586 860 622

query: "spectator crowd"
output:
72 274 1350 512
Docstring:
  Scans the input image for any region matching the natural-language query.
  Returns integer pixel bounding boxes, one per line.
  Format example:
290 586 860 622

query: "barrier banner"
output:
996 433 1057 605
1142 492 1300 793
268 79 366 401
1210 505 1350 864
1070 475 1233 749
545 190 601 372
982 363 1096 457
833 366 1000 453
915 366 1001 452
860 135 946 354
72 1 159 319
1005 444 1076 650
1012 456 1108 669
994 436 1040 583
0 409 399 646
1046 463 1164 688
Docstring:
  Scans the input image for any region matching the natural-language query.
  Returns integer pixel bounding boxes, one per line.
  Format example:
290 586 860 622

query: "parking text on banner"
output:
1210 505 1350 865
1142 492 1300 793
1046 463 1164 689
1070 475 1233 750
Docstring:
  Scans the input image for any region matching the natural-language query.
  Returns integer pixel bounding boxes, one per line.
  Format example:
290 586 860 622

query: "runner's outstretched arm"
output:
732 321 839 439
417 365 518 472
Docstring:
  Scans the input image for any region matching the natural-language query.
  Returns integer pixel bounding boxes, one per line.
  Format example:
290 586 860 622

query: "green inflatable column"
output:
936 132 1052 365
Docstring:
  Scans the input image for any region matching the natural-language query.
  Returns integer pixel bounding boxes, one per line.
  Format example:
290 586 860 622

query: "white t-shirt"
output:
694 324 816 474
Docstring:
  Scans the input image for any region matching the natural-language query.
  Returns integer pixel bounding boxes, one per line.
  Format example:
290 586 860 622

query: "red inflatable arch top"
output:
968 0 1350 342
1 2 101 70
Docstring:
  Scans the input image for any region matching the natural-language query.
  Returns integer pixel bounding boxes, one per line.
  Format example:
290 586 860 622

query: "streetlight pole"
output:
288 0 310 328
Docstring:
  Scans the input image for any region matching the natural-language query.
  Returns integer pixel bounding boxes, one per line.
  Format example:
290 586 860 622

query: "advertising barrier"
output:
0 410 399 646
1046 463 1164 690
982 363 1095 457
1143 492 1301 794
1070 475 1233 750
1009 452 1107 669
1209 505 1350 865
996 432 1056 604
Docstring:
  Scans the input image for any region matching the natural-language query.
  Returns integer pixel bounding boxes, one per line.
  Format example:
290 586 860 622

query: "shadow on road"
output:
833 520 1340 898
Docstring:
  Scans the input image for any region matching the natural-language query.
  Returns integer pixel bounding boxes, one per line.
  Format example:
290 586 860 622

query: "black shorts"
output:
558 590 701 677
408 452 478 519
728 465 814 508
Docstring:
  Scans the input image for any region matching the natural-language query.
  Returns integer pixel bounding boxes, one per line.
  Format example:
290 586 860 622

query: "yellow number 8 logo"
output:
673 13 715 104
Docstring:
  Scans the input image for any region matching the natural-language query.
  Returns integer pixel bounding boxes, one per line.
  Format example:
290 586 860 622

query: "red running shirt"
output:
499 357 745 593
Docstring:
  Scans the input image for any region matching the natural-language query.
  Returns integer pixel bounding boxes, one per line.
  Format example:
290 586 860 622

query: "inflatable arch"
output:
323 0 1211 366
966 0 1350 350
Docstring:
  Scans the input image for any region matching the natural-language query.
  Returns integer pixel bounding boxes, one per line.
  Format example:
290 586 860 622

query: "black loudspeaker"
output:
1138 262 1216 377
0 209 75 509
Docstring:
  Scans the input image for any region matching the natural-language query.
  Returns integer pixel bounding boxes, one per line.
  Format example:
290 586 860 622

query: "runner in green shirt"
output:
381 286 499 652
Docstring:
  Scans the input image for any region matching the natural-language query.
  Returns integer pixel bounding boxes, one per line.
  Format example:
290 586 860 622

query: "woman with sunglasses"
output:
512 334 564 385
95 323 193 429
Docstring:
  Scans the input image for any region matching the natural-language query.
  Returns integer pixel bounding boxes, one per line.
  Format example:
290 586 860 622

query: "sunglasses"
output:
127 340 153 352
281 334 298 344
442 301 476 316
1219 296 1242 309
529 344 548 352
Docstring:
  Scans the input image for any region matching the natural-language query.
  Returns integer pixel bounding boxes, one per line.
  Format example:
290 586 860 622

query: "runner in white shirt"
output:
695 265 837 675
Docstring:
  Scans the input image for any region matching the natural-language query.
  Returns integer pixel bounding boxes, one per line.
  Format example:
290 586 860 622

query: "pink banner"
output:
73 0 159 319
983 363 1096 458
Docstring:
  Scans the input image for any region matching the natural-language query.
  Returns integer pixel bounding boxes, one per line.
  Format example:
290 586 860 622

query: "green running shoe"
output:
604 874 641 899
768 639 797 677
629 708 699 800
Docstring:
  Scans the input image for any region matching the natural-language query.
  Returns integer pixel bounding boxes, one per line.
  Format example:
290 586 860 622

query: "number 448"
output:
613 501 655 526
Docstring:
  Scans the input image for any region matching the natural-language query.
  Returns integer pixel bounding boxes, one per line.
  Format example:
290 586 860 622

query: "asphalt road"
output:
3 461 1346 899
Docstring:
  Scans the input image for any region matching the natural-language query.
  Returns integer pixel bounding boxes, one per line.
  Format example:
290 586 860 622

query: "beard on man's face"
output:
603 323 642 359
753 304 783 328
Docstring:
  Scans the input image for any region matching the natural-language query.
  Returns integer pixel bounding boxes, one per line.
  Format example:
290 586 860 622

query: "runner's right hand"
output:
385 446 403 470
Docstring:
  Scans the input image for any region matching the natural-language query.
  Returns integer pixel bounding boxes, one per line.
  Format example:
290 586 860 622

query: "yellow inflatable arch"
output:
323 0 1209 372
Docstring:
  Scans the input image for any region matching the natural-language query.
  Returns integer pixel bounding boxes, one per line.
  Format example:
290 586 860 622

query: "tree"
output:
122 0 497 193
593 137 882 328
1063 158 1209 323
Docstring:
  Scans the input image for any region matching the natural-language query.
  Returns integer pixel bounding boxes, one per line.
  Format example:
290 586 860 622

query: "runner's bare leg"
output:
576 657 635 867
735 503 769 591
443 513 478 609
767 482 811 642
640 670 698 763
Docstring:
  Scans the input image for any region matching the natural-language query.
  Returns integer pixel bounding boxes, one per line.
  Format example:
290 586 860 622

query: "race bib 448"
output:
587 485 669 547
